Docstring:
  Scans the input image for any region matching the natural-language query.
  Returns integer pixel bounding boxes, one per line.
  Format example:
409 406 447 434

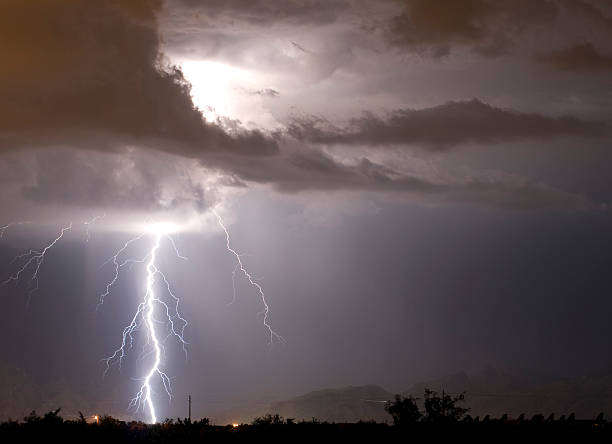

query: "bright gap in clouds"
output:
179 60 281 130
180 60 252 122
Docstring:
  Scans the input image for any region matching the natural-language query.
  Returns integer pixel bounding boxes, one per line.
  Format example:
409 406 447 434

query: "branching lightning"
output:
0 221 30 239
1 211 284 424
97 233 147 309
2 222 73 305
84 214 105 242
100 227 188 424
214 210 285 347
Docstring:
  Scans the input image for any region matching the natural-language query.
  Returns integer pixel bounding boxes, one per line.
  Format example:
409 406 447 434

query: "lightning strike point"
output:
102 226 188 423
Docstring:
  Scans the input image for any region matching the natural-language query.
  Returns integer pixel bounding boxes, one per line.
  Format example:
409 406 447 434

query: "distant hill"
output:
212 367 612 424
5 364 612 423
211 385 393 424
403 366 612 419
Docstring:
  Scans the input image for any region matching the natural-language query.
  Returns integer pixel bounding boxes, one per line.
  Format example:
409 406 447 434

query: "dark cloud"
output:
0 0 605 213
386 0 558 57
250 88 280 98
288 99 604 150
0 0 277 158
385 0 612 60
209 148 601 211
537 43 612 72
560 0 612 31
20 150 211 213
171 0 348 26
0 141 593 213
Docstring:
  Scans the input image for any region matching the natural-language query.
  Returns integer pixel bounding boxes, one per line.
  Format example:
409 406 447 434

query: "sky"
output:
1 0 612 422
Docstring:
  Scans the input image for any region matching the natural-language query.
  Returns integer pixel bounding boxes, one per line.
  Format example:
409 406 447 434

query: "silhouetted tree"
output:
43 408 62 421
531 414 544 423
423 389 469 423
385 395 422 425
195 418 210 426
252 414 285 426
23 411 40 423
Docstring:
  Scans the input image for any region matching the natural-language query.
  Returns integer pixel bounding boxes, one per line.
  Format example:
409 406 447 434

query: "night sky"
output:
1 0 612 422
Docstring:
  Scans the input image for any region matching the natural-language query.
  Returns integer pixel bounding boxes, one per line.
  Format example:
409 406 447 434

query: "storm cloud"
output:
3 0 612 425
386 0 558 57
173 0 348 26
1 0 611 214
385 0 612 59
287 100 605 150
537 43 612 73
0 0 277 157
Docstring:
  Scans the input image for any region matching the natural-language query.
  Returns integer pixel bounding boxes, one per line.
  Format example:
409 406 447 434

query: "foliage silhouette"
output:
252 414 286 426
385 394 422 425
1 403 612 443
423 389 469 423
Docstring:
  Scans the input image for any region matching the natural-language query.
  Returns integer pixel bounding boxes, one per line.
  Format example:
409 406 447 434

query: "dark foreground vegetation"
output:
2 390 612 443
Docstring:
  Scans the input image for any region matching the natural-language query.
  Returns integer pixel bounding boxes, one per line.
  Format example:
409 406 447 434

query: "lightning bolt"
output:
2 216 104 303
0 221 30 239
84 214 105 242
97 233 147 309
2 222 73 305
214 210 285 347
100 229 188 424
2 212 284 424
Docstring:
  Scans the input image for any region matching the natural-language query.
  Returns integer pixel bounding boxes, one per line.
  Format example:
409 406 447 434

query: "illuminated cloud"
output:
0 0 277 157
0 0 610 214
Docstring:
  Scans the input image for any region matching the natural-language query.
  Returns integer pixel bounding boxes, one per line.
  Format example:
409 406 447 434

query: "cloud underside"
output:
288 99 604 150
173 0 348 26
5 147 598 213
387 0 555 57
386 0 612 58
0 0 276 157
537 43 612 72
0 0 605 212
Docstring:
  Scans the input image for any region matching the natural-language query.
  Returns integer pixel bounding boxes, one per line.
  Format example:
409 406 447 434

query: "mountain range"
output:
211 367 612 424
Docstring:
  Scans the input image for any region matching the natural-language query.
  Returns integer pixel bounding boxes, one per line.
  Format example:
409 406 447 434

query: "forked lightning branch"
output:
0 211 284 424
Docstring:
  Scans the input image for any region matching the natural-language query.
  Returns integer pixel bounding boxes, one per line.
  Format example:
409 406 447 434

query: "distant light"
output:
232 423 239 428
94 415 99 424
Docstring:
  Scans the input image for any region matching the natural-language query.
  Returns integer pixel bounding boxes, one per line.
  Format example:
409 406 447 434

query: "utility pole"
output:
188 395 192 422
